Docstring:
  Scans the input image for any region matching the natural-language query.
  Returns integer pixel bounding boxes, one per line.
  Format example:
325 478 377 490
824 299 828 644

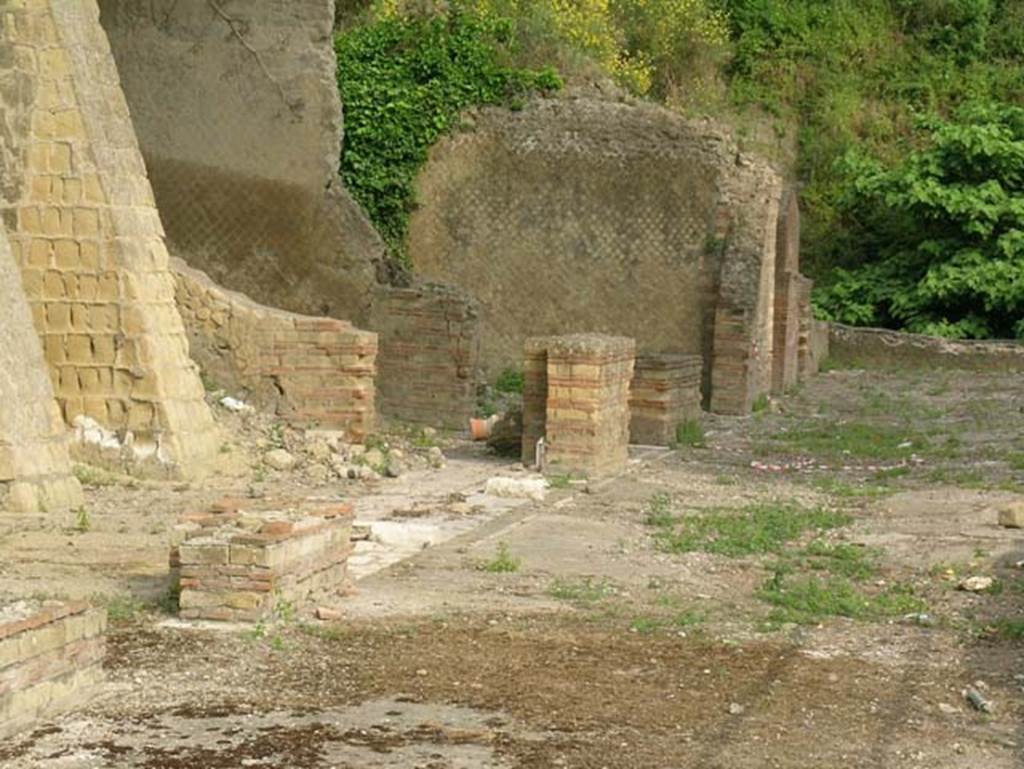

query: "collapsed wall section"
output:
0 0 221 478
173 259 377 441
0 224 82 514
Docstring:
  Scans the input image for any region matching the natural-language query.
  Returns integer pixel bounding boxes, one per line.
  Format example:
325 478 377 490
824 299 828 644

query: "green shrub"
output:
816 102 1024 339
336 5 561 263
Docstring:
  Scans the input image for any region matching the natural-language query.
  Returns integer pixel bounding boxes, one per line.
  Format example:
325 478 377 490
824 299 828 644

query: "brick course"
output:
629 354 702 446
172 498 355 623
173 260 377 441
0 600 106 740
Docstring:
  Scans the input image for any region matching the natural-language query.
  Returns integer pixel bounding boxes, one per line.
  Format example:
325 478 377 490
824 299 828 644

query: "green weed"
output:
481 542 521 573
643 492 675 527
673 419 706 449
548 577 617 603
759 572 925 626
758 421 949 461
653 502 850 558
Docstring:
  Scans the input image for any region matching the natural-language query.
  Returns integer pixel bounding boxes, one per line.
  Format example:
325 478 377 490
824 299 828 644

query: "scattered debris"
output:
997 501 1024 529
938 702 958 715
957 576 994 593
315 607 342 621
264 449 297 471
484 476 547 502
728 703 745 716
964 687 992 713
219 396 254 414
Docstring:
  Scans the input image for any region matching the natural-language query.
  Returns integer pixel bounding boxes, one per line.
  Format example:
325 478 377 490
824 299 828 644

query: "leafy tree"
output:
816 103 1024 339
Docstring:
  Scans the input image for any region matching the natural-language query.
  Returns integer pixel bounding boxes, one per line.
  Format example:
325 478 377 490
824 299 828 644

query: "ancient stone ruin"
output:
0 599 107 739
0 0 824 739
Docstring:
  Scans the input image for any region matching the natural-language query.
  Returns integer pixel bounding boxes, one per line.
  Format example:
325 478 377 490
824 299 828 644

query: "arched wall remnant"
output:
409 97 784 415
0 0 221 478
0 223 83 513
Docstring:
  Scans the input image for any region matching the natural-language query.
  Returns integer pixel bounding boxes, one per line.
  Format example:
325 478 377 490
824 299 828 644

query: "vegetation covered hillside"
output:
336 0 1024 340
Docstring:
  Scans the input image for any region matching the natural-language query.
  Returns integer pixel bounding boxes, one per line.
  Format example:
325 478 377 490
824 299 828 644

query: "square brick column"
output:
520 337 551 467
629 354 703 446
540 335 635 477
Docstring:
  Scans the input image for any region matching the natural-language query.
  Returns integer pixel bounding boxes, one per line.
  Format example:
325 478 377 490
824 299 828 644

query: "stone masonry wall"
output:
829 323 1024 372
0 600 106 740
173 259 377 441
0 0 221 478
97 0 384 323
410 96 782 415
369 284 481 430
0 224 82 514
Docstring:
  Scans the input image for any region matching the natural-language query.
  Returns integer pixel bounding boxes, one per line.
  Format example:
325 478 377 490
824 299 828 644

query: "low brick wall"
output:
522 335 635 477
829 323 1024 372
0 600 106 739
629 354 702 446
172 259 377 441
171 498 354 623
370 284 481 430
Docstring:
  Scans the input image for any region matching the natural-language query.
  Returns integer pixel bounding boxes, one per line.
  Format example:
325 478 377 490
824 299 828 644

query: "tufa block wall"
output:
0 0 221 478
0 224 82 513
171 498 354 623
523 335 635 477
0 600 106 740
172 259 377 441
629 354 702 447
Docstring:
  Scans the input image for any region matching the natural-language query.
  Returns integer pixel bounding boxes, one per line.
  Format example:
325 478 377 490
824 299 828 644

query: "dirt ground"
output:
1 366 1023 768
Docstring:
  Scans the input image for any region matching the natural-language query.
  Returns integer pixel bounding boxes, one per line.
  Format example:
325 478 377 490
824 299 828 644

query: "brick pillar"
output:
520 337 550 466
542 335 635 477
771 190 801 394
629 354 703 446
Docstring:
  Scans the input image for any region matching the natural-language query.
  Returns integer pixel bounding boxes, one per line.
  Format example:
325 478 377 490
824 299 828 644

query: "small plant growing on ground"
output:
653 502 850 557
643 492 675 527
482 541 521 573
97 593 147 624
759 572 926 627
74 507 91 533
673 419 706 449
548 576 617 603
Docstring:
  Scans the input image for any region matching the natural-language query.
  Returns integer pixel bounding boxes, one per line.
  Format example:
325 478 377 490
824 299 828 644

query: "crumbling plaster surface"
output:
97 0 385 322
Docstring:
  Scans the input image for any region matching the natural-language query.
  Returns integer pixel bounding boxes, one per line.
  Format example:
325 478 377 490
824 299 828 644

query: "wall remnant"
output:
0 225 83 514
172 260 377 441
172 497 354 623
0 0 221 478
0 600 107 740
771 189 801 394
369 284 481 429
408 96 783 415
629 354 702 447
522 335 635 477
828 323 1024 372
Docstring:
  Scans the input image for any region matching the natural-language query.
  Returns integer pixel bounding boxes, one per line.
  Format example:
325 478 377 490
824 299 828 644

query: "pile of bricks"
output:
522 334 635 477
0 600 106 739
629 354 703 446
171 498 354 623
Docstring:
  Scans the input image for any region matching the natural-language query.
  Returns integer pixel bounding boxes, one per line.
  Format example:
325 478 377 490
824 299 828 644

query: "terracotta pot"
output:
470 418 491 441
